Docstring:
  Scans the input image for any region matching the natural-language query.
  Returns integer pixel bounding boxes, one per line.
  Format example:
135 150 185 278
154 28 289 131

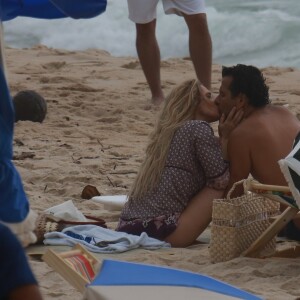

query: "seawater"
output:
3 0 300 68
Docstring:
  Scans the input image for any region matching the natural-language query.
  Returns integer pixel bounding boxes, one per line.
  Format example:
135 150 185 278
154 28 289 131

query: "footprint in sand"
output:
97 116 122 123
262 67 294 76
160 61 172 68
59 83 98 93
272 99 289 106
39 76 78 84
70 101 82 107
121 61 140 70
59 92 70 97
42 61 66 71
290 90 300 96
53 49 76 56
131 82 148 92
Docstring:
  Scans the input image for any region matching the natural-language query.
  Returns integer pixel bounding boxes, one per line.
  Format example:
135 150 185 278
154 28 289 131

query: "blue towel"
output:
44 225 170 253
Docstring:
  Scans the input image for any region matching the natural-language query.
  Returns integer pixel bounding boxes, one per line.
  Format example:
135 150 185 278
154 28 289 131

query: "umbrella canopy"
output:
1 0 107 21
85 259 262 300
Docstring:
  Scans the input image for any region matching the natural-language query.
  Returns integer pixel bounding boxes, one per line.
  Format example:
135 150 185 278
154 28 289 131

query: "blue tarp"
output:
0 0 106 222
1 0 107 21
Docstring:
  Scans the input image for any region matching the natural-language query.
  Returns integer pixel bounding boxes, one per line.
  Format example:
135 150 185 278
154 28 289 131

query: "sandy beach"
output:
5 45 300 300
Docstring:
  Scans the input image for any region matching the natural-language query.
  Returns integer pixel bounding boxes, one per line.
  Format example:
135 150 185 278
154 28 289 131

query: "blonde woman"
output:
117 79 236 247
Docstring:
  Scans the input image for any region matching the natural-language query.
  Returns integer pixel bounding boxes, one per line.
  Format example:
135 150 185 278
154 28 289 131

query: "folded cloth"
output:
43 200 87 222
1 209 37 247
44 225 170 253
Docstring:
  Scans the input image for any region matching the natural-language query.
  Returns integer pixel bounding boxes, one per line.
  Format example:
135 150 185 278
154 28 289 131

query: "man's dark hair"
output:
222 64 270 107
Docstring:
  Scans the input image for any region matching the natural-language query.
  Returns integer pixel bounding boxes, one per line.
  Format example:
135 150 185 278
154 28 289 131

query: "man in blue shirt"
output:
0 224 43 300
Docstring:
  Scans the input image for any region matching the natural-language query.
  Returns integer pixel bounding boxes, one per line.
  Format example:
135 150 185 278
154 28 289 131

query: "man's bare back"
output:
228 105 300 188
215 64 300 238
215 64 300 194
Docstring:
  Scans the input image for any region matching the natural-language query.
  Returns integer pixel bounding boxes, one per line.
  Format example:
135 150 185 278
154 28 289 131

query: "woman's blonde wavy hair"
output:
130 79 202 200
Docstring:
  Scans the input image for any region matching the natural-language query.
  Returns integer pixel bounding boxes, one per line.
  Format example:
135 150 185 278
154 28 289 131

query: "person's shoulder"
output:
271 104 297 117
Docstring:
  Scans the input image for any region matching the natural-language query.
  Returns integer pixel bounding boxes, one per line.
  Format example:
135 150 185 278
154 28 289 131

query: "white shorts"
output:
127 0 206 24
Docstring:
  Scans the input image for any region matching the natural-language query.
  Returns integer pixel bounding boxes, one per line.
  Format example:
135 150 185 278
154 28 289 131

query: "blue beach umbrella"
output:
1 0 107 21
86 259 262 300
0 0 107 222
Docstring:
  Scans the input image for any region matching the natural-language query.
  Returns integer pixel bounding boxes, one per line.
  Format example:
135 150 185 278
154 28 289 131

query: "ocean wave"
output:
3 0 300 68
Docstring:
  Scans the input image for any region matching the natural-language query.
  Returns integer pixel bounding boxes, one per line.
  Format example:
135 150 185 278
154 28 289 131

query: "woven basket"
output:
209 180 280 263
34 214 107 244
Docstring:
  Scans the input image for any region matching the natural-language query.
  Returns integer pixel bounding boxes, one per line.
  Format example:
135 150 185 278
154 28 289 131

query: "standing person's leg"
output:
136 21 165 105
127 0 164 105
184 12 212 90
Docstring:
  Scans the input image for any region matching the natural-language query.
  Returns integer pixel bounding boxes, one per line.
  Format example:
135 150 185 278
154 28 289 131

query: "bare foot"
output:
151 96 164 106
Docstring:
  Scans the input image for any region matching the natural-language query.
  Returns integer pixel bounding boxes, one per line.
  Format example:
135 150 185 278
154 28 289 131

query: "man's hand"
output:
218 107 244 139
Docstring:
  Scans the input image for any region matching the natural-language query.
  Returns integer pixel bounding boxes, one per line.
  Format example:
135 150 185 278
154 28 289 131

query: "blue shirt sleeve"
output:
0 224 37 299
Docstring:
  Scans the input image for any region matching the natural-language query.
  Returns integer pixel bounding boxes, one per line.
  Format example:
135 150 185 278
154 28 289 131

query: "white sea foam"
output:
3 0 300 68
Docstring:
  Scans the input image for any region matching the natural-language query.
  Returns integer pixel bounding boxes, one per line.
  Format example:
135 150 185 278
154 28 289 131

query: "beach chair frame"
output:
42 244 100 293
243 182 300 258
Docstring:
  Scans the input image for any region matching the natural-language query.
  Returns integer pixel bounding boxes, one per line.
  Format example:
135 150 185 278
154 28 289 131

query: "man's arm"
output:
225 132 252 197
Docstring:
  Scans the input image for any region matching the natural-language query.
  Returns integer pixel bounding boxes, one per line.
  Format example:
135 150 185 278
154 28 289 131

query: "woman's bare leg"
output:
165 187 224 247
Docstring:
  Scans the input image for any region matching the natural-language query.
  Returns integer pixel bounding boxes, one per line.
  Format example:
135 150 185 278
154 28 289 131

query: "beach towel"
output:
44 225 170 253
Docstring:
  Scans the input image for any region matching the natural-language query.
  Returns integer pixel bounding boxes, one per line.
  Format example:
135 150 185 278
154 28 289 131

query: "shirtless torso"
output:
216 64 300 236
227 105 300 195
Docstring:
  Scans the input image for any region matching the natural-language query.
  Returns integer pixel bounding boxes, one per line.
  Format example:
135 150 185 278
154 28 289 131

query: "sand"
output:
5 45 300 300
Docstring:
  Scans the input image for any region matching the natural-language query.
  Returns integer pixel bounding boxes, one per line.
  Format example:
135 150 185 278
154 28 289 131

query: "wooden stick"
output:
59 250 82 258
249 182 290 193
243 206 299 257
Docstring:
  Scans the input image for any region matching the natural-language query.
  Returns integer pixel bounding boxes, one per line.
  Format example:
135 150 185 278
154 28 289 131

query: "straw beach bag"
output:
209 180 280 263
34 214 107 244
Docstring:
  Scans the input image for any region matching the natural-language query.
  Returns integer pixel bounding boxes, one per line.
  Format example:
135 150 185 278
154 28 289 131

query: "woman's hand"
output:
218 107 244 139
218 107 244 161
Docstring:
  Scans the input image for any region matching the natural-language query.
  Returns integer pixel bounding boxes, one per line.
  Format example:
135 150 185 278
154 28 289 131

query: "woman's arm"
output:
218 107 244 160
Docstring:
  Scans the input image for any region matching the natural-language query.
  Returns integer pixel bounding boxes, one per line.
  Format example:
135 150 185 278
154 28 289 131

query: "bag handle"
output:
227 179 250 199
58 215 107 228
